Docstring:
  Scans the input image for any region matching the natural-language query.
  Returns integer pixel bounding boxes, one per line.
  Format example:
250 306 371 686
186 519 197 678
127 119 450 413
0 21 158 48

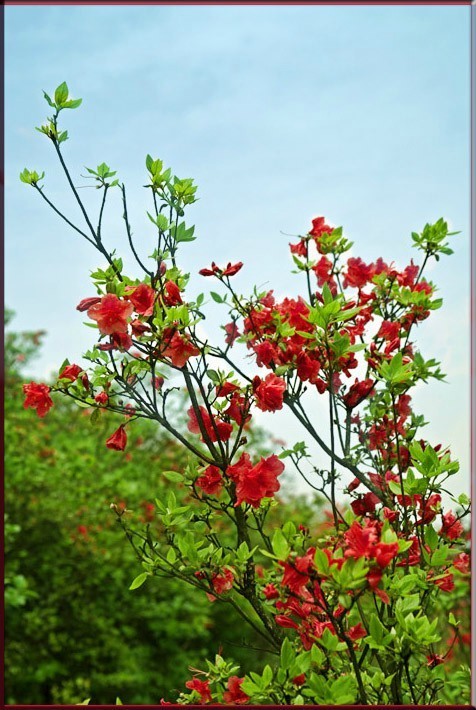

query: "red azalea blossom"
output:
275 614 299 629
162 332 200 368
312 255 334 287
125 283 156 316
377 320 400 341
163 280 183 306
232 454 284 508
263 583 280 600
111 332 133 351
224 322 240 346
440 511 464 540
95 391 108 405
185 678 212 704
342 378 375 410
199 261 243 277
289 240 307 257
211 567 234 595
344 521 378 559
453 552 470 574
59 363 83 382
153 375 164 390
76 296 101 312
433 573 455 592
292 674 306 687
372 542 399 569
196 465 223 495
223 676 249 705
348 622 367 640
187 406 233 442
130 319 150 336
87 294 134 335
224 394 251 427
426 654 444 668
343 257 375 289
253 373 286 412
351 492 380 517
106 425 127 451
309 216 333 238
23 382 54 418
216 382 240 397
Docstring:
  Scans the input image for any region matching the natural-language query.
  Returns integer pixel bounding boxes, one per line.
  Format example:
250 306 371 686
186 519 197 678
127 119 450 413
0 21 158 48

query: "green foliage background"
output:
4 313 268 704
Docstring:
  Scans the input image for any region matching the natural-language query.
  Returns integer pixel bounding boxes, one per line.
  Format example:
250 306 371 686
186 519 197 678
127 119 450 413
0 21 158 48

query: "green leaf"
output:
314 548 330 575
129 572 148 590
163 470 183 483
210 291 223 303
43 91 56 108
54 81 69 105
261 664 273 687
425 525 438 551
280 638 295 670
271 529 290 560
63 98 82 109
430 546 448 566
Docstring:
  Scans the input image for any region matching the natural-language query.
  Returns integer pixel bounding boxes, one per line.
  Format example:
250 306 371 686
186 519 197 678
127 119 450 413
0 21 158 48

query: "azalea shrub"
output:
19 82 471 705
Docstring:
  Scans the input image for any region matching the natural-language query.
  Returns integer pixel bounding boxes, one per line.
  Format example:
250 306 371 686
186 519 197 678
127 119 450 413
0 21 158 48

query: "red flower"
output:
216 382 240 397
453 552 470 574
130 319 150 336
59 363 83 382
211 567 234 595
351 492 380 517
343 257 375 289
163 280 183 306
222 261 243 277
292 674 306 687
187 406 233 442
433 573 454 592
153 376 164 390
111 332 133 351
344 521 378 560
348 622 367 641
196 465 223 495
224 394 251 427
254 341 279 368
199 261 243 277
343 378 374 410
275 615 299 629
185 678 212 704
289 240 307 257
23 382 53 418
106 425 127 451
87 294 133 335
125 283 156 316
377 320 400 341
95 391 109 405
263 583 280 600
372 542 399 569
223 676 249 705
162 332 200 368
76 296 101 312
224 322 240 346
309 216 333 238
440 511 464 540
296 352 321 383
253 373 286 412
233 454 284 508
312 255 333 287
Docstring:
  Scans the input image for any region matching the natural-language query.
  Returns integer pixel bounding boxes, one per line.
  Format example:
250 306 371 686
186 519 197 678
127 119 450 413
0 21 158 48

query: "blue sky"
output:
5 4 471 497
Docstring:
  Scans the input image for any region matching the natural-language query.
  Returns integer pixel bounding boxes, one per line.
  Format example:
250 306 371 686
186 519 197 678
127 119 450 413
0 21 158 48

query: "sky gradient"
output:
5 4 471 497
